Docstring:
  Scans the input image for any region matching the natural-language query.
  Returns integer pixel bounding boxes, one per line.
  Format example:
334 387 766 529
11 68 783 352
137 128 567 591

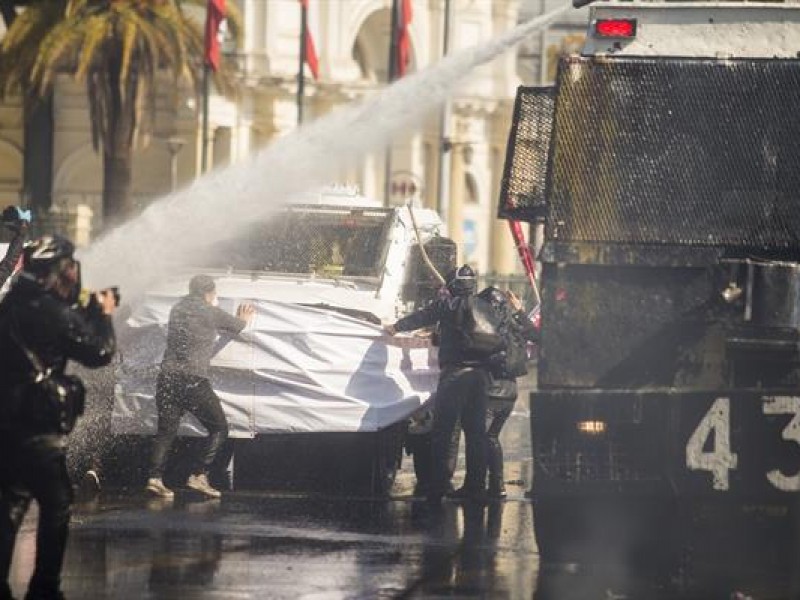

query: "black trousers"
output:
486 398 515 489
149 371 229 479
0 435 73 598
429 367 489 498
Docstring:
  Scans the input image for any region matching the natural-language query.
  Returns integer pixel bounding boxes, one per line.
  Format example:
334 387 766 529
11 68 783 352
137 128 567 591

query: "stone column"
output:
490 145 517 275
448 143 465 262
491 214 517 275
68 204 94 247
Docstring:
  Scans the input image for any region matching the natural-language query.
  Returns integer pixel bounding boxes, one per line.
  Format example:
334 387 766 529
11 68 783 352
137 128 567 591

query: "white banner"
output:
114 295 438 437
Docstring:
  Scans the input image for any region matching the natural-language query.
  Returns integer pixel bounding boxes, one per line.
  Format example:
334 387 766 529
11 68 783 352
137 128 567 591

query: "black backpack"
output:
477 287 529 378
502 315 529 377
455 295 506 357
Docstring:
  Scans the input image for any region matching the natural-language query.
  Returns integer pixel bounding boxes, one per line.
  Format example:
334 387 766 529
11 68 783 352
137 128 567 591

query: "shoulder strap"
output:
8 309 49 378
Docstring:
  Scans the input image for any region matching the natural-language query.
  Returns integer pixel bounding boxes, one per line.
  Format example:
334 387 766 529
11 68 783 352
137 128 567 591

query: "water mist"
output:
79 4 572 297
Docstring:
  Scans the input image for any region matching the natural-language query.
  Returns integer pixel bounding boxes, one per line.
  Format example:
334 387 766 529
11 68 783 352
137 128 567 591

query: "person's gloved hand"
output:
15 207 32 223
1 205 32 232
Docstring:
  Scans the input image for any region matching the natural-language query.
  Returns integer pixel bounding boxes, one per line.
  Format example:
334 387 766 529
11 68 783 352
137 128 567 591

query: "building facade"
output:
0 0 588 274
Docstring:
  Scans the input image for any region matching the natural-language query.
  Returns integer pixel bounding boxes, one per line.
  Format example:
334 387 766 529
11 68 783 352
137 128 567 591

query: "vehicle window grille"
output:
503 57 800 254
205 206 391 278
534 438 661 484
549 56 800 250
497 86 555 222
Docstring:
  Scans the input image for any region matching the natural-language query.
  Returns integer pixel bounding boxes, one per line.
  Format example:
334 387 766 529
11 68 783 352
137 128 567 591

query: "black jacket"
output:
486 308 539 401
394 294 487 369
0 276 116 423
160 294 246 378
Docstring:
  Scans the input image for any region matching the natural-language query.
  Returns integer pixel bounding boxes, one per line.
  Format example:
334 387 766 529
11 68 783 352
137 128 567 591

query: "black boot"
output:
487 477 507 499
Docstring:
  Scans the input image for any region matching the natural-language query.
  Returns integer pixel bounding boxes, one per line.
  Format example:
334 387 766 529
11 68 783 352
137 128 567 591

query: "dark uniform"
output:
148 285 247 493
392 265 491 503
0 238 116 600
480 289 538 498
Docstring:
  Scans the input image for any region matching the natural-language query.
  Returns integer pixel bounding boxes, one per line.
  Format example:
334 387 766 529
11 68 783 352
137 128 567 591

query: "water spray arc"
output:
79 4 572 297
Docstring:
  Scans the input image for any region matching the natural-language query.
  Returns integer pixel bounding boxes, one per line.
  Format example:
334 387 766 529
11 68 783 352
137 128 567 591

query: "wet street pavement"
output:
7 382 800 599
7 384 539 600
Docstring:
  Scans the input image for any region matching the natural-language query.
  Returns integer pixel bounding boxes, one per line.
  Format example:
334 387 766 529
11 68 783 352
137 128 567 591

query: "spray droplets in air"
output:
79 4 572 296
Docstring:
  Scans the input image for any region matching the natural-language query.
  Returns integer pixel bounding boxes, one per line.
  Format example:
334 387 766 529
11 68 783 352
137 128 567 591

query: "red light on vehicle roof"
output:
594 18 637 38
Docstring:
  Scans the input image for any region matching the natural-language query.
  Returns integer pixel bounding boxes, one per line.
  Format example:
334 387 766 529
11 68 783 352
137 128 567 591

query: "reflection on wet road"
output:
7 389 799 599
13 495 538 599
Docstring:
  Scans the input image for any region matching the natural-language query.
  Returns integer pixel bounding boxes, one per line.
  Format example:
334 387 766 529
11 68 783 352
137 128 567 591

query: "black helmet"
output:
23 235 76 276
478 286 507 308
445 264 476 296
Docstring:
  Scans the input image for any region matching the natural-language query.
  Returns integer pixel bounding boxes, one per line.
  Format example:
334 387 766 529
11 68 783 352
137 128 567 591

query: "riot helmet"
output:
23 235 75 277
478 285 508 309
22 235 81 302
445 264 476 297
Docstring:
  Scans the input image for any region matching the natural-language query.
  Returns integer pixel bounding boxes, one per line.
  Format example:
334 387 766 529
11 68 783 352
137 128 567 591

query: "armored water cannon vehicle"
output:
113 188 455 494
498 0 800 586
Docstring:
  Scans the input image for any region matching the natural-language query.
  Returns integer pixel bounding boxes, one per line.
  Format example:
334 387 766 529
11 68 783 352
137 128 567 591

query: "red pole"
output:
508 219 541 306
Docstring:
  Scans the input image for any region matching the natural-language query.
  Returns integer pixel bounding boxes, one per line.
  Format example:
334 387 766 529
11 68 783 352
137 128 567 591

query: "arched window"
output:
352 40 371 80
351 8 415 84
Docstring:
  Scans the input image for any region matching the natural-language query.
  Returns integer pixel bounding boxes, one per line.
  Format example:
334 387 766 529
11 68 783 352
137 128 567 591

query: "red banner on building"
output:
393 0 413 78
301 0 320 80
204 0 226 72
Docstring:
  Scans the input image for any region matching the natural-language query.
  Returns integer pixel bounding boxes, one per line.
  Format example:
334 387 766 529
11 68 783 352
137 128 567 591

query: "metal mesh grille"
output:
205 206 391 277
497 86 555 221
547 56 800 249
534 439 658 484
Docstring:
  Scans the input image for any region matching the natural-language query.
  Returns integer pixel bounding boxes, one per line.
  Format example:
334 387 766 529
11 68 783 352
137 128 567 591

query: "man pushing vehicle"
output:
146 274 255 500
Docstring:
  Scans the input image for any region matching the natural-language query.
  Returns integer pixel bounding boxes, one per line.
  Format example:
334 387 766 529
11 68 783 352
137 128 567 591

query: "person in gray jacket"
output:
146 275 254 500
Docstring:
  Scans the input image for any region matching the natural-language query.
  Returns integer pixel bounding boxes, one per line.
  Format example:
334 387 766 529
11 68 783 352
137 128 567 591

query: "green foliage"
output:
0 0 241 220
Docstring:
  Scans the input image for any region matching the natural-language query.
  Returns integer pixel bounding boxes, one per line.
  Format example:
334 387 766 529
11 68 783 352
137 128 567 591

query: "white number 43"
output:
685 396 800 492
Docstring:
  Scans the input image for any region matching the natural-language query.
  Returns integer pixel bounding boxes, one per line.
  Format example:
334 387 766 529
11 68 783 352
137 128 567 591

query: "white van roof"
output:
287 186 383 208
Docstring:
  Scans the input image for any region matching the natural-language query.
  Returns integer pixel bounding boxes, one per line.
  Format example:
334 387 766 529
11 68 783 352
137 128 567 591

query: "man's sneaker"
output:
487 482 508 500
84 469 101 491
146 477 175 499
186 473 221 499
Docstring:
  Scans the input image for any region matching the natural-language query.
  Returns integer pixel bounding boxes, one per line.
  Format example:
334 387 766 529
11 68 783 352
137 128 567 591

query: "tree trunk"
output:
2 1 55 223
101 54 136 229
102 143 133 229
24 97 54 219
0 0 15 28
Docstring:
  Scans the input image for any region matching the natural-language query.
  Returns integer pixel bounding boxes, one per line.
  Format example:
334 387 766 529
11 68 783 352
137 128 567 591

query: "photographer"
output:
0 206 32 291
0 235 116 600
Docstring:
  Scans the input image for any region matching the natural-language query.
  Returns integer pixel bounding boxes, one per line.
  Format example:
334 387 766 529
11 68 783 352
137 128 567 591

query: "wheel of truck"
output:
406 423 462 496
369 422 405 496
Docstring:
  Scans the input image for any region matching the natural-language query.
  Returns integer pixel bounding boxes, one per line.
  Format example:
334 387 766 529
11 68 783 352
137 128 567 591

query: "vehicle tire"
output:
369 422 405 496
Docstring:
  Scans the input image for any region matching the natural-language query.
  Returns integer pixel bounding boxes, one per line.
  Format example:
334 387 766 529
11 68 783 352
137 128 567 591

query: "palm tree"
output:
0 1 63 219
0 0 240 227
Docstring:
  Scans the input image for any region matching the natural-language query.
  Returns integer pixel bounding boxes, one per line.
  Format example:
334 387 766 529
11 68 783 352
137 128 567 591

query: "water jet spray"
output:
79 4 572 299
